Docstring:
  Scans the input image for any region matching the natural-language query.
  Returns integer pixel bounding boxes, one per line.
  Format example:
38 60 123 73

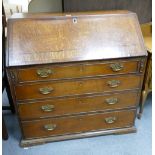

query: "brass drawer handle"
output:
41 105 55 112
107 80 120 88
105 98 118 105
105 117 117 124
39 87 54 95
44 124 56 131
110 63 123 72
37 69 52 78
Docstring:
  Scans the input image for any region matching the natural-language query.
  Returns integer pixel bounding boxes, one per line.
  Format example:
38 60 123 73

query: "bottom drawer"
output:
22 109 136 139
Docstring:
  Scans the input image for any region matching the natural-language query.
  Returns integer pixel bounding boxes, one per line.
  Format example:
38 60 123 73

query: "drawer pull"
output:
105 117 117 124
41 105 55 112
107 80 120 88
39 87 54 95
44 124 56 131
110 63 123 72
37 69 52 78
105 98 118 105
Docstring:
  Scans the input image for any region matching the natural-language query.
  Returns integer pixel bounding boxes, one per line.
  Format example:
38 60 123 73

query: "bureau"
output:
6 11 147 147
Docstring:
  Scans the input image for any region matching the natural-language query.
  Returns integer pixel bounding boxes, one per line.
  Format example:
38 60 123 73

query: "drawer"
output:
22 109 136 139
15 75 142 101
16 60 139 82
18 91 140 120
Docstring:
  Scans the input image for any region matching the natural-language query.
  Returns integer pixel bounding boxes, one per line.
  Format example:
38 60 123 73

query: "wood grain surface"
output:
18 90 139 120
6 11 147 146
20 126 137 147
15 75 142 101
16 59 140 83
22 109 136 139
7 11 147 67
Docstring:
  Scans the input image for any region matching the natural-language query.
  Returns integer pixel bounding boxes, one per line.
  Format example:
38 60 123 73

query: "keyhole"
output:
79 82 83 87
79 100 83 104
73 17 77 24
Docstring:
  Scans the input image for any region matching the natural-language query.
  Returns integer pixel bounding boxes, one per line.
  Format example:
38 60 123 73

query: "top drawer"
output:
13 59 141 83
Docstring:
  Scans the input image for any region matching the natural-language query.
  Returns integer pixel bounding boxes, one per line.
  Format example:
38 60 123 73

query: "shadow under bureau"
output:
6 11 147 147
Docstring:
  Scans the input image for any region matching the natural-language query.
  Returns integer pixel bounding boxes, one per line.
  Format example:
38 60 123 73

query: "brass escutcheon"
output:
44 124 56 131
37 68 52 78
110 63 123 72
39 87 54 95
41 105 55 112
105 117 117 124
105 98 118 105
107 80 120 88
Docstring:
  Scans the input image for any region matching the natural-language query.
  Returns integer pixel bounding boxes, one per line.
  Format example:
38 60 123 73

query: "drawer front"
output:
22 109 136 139
15 75 142 101
18 91 139 120
17 60 139 82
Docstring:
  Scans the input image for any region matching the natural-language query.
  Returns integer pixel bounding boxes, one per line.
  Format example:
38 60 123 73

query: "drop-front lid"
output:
7 10 147 67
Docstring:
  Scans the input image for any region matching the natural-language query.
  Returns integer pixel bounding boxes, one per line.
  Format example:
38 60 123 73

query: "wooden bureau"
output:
6 11 147 147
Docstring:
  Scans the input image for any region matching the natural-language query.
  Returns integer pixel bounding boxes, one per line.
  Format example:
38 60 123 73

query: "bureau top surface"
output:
7 10 147 67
